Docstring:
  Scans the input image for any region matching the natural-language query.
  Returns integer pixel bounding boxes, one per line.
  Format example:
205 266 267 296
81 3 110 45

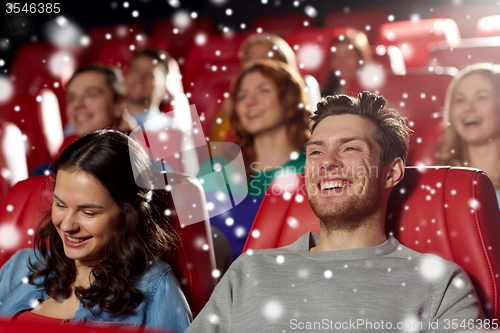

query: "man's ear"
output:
384 158 405 190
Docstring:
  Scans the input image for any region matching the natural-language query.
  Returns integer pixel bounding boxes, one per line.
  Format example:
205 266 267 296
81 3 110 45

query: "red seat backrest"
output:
243 167 500 319
0 174 217 318
0 93 52 172
0 122 28 202
367 73 453 165
251 14 315 37
323 9 390 43
82 23 145 65
428 46 500 71
412 115 446 166
0 317 178 333
431 5 500 38
9 42 80 95
182 31 250 89
150 18 214 61
376 18 462 68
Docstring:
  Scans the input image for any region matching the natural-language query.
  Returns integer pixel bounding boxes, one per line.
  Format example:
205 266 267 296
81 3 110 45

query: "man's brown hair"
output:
310 92 411 165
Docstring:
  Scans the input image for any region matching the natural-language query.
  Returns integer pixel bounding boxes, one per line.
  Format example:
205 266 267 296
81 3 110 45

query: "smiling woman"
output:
437 63 500 205
0 130 192 331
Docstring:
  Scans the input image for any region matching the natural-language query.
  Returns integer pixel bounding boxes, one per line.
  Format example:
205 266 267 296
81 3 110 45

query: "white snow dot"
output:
468 198 480 209
195 33 207 45
0 59 4 67
388 14 395 21
225 217 234 226
451 189 456 195
276 255 285 264
0 77 14 102
225 8 232 16
202 244 209 251
208 313 220 325
29 299 40 309
287 217 299 229
283 192 292 200
0 224 20 250
420 256 445 281
304 5 317 18
295 194 303 203
132 10 139 17
252 230 261 238
123 2 129 8
212 269 221 278
164 209 171 216
27 229 34 235
235 226 245 238
206 202 215 211
324 270 333 278
22 277 28 284
6 205 13 212
290 151 299 160
105 33 112 40
263 300 283 321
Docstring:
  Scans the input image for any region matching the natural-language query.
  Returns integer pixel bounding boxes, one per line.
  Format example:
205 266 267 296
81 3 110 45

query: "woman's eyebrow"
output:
52 194 104 209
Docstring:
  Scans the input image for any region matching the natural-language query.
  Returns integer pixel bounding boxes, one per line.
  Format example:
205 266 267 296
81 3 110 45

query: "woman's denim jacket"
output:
0 249 192 332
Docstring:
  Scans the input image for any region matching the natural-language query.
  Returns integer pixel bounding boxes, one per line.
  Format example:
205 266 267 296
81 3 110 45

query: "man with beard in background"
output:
185 92 484 333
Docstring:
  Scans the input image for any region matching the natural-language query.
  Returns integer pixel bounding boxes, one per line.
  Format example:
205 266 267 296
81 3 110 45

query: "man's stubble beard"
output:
307 176 384 233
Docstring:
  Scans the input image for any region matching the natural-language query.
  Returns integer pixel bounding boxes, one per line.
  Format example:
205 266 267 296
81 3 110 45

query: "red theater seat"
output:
243 168 500 320
432 5 500 38
476 15 500 37
368 73 453 165
186 61 239 136
83 23 145 65
0 173 217 317
150 18 213 61
428 45 500 71
251 14 315 37
412 116 446 166
377 18 461 68
0 122 28 202
0 318 178 333
182 31 250 90
323 8 390 43
0 94 52 173
9 42 80 95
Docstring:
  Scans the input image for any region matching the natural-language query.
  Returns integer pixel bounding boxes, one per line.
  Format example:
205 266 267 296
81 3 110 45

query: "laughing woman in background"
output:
437 63 500 206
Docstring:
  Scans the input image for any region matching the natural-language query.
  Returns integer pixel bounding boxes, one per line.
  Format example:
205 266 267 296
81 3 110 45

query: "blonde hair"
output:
437 63 500 178
240 33 298 71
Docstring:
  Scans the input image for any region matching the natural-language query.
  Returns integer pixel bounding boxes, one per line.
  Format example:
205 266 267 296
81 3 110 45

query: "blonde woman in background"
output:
437 63 500 205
